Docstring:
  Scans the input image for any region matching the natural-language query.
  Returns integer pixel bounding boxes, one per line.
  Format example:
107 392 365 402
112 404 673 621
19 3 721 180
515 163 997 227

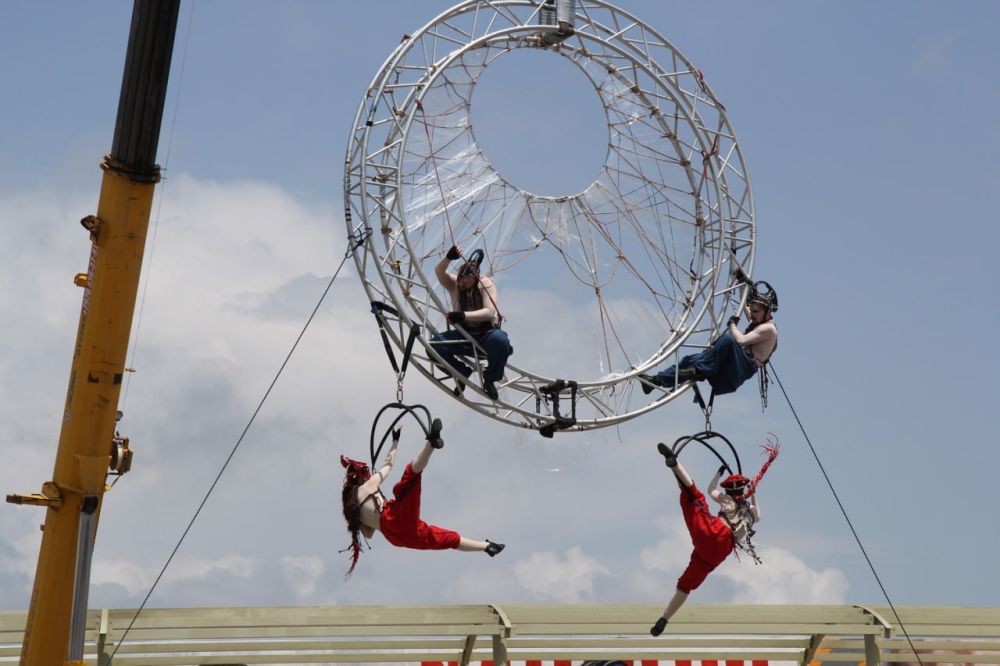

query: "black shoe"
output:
656 442 677 468
650 617 667 636
452 378 466 397
428 418 444 449
638 373 656 395
485 541 505 557
483 380 499 400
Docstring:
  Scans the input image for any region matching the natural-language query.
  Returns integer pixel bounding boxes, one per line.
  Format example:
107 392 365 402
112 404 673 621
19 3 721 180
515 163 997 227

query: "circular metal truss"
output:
344 0 756 434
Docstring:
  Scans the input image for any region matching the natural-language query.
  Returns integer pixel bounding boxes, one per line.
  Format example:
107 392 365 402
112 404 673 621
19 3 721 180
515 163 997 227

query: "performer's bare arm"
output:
435 255 457 291
357 436 398 498
728 320 776 347
707 467 726 503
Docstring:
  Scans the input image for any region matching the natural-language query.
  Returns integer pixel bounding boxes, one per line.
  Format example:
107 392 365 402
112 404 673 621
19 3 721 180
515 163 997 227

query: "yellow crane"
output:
6 2 180 664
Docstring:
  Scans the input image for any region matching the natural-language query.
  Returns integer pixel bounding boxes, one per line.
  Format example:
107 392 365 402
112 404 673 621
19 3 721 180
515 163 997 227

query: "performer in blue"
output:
430 245 512 401
639 274 777 397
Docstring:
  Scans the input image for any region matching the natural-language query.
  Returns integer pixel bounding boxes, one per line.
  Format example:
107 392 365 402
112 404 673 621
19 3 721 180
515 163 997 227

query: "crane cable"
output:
108 228 370 663
769 363 923 665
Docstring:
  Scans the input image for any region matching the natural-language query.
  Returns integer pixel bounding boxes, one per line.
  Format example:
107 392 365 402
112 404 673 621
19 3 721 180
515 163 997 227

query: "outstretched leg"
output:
456 537 505 556
657 442 694 488
410 441 435 474
651 589 689 636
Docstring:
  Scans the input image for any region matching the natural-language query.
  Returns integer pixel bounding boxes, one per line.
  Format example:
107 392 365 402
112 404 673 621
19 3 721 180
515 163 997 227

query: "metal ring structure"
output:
344 1 755 433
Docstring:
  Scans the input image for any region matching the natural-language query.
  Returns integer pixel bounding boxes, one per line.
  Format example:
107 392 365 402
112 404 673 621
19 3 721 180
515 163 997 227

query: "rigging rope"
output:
769 362 924 665
108 230 369 662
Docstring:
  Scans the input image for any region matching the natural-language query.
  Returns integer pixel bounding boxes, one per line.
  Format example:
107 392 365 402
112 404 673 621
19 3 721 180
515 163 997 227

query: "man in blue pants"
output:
640 281 777 397
430 245 512 401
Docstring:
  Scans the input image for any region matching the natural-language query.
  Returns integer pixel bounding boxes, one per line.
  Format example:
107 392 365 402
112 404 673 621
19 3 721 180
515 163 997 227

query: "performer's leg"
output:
650 588 689 636
457 537 488 551
430 330 475 380
411 441 435 474
671 462 694 489
479 329 512 382
657 443 694 488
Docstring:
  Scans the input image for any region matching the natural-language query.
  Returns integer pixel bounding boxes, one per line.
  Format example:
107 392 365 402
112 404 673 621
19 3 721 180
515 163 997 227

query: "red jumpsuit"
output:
676 483 735 593
379 463 461 550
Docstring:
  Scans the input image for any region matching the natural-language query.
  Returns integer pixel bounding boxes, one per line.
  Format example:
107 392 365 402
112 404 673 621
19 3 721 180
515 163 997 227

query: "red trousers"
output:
676 483 735 593
379 463 461 550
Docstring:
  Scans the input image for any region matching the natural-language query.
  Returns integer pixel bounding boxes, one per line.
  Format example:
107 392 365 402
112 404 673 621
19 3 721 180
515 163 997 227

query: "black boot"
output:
650 617 668 636
638 373 657 395
483 380 499 401
656 442 677 468
428 418 444 449
485 541 505 557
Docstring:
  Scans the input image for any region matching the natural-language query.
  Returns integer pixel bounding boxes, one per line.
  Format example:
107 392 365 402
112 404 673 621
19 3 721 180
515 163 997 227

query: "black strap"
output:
691 383 716 431
370 301 421 399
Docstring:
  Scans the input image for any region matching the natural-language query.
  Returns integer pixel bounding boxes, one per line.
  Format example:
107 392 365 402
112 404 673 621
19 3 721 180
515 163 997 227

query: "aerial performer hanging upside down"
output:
640 269 778 397
340 423 505 575
649 438 780 636
430 245 513 401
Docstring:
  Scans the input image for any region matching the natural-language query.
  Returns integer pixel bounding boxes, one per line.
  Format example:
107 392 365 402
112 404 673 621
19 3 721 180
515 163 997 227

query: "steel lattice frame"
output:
344 0 755 433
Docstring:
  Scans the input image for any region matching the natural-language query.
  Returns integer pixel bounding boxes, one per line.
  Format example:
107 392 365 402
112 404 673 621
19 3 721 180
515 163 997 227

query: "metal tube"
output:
67 497 98 662
556 0 576 30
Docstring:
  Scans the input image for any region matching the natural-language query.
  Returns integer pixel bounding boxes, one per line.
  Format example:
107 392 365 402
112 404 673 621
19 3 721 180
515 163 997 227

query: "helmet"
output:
457 248 485 280
748 280 778 313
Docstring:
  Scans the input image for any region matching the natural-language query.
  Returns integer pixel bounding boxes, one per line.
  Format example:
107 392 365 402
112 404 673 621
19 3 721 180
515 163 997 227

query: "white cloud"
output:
512 546 610 602
281 556 325 599
716 546 848 604
639 517 848 604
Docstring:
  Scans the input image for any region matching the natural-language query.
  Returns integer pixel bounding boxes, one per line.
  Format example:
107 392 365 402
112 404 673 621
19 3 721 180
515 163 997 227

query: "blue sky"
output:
2 1 999 613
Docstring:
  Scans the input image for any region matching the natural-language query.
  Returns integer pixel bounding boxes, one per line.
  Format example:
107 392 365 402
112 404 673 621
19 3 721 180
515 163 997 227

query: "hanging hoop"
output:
368 402 440 468
669 430 743 476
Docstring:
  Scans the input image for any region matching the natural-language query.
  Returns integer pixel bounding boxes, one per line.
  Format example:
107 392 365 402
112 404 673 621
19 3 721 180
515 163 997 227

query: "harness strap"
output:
691 383 716 431
370 301 421 400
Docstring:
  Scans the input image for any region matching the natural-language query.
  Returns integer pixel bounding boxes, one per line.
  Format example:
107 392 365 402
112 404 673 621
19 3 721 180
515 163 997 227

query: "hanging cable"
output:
108 230 369 662
769 362 923 665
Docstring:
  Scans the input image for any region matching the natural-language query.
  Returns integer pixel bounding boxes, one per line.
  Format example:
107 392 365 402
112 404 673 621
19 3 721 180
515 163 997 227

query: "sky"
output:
2 0 999 616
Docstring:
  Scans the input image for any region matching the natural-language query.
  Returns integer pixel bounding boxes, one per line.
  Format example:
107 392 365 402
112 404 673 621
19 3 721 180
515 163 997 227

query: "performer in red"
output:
650 438 779 636
340 423 504 575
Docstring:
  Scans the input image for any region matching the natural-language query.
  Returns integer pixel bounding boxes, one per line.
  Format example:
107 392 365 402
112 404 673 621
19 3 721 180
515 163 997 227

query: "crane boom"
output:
6 2 180 664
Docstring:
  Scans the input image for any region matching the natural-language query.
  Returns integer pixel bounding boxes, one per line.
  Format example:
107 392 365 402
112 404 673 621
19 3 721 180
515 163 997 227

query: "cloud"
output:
512 546 610 602
638 516 848 604
281 556 325 599
716 546 848 604
0 173 850 613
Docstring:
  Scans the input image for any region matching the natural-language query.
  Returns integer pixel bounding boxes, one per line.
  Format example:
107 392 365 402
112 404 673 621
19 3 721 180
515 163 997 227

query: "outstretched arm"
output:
708 466 725 502
435 253 458 291
357 432 399 497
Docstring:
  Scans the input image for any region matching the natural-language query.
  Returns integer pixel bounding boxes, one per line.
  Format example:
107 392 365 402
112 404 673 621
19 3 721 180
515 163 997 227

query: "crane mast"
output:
6 2 179 664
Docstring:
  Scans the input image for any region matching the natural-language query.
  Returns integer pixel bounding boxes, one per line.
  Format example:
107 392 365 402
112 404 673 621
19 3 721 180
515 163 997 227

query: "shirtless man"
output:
340 424 504 575
430 245 512 400
640 275 777 397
